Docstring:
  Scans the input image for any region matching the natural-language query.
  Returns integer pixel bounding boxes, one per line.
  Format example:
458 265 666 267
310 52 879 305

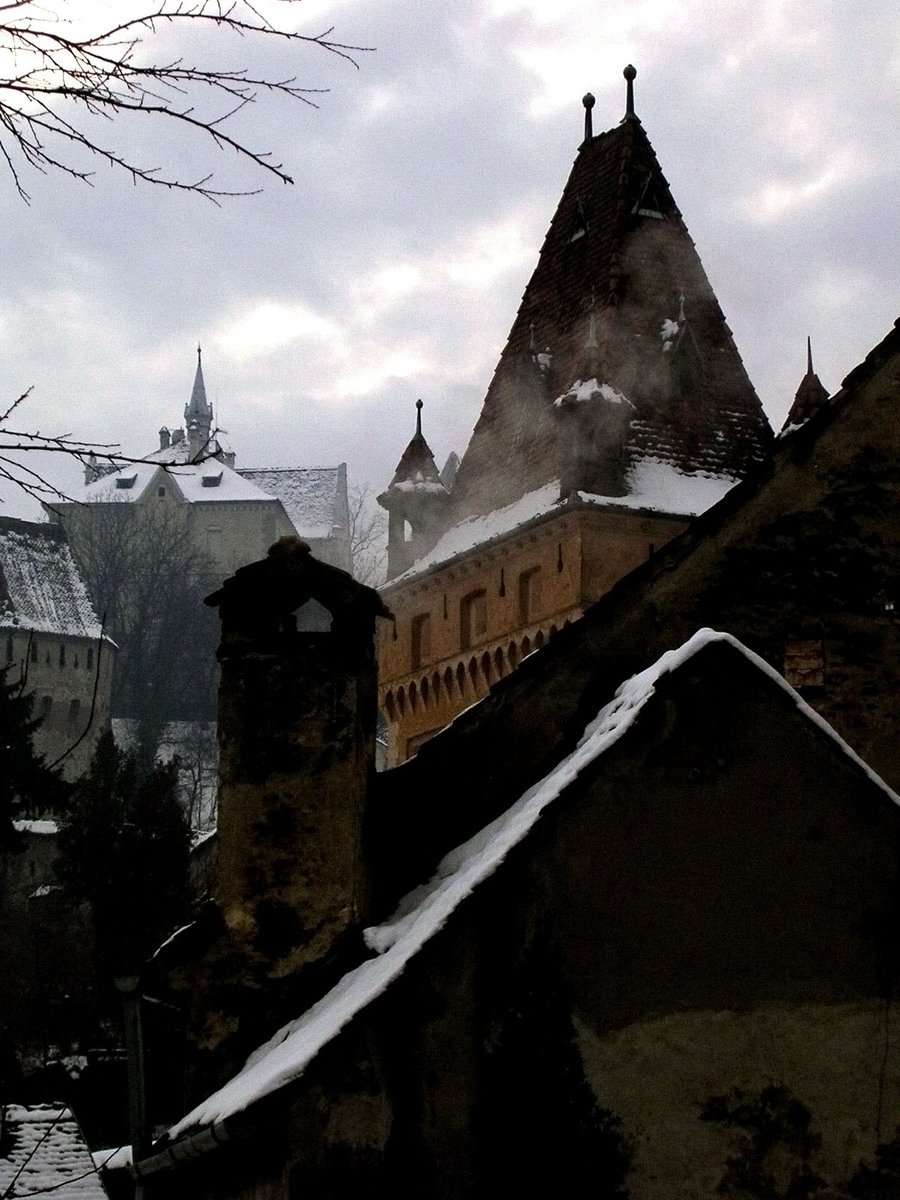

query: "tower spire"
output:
622 64 638 123
807 335 813 375
582 93 595 145
415 398 423 438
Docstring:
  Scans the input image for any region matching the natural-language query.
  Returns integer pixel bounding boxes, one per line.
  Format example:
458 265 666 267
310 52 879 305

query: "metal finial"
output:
806 336 813 375
582 92 595 144
623 64 637 121
197 342 202 362
415 398 423 436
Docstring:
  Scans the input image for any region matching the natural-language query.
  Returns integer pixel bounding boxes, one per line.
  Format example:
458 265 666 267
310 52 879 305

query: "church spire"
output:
185 344 213 426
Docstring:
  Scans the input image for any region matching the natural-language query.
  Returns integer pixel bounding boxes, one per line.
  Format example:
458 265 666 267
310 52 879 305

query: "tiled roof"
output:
0 517 104 639
0 1104 107 1198
448 111 771 524
238 466 349 542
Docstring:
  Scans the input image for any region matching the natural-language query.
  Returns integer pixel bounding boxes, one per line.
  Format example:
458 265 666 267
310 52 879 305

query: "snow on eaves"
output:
0 521 104 639
167 630 899 1139
0 1104 107 1199
389 461 736 586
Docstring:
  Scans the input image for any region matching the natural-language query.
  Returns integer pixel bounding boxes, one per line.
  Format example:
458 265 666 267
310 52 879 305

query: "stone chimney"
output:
205 537 391 990
159 426 171 450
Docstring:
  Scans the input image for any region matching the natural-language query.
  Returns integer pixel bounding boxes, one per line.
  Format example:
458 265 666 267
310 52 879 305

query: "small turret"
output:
159 426 171 451
378 401 450 579
782 337 830 431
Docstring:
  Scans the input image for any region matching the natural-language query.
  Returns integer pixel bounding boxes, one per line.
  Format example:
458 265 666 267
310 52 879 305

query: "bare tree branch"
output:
348 483 387 586
0 1 371 200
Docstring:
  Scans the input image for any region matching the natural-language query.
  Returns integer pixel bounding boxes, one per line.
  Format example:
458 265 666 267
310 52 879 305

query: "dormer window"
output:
569 197 589 243
115 474 137 490
632 171 666 219
202 471 223 489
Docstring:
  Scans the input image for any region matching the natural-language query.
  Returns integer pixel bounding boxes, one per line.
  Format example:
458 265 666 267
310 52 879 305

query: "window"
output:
40 696 52 720
518 567 542 625
784 639 825 690
30 641 38 663
158 486 166 497
58 644 66 668
410 613 432 670
68 698 81 726
5 635 12 663
86 647 94 671
460 590 487 651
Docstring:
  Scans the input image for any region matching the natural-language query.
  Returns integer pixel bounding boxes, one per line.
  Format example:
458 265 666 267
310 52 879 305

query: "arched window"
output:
460 589 487 650
5 635 12 663
68 698 81 726
58 644 66 668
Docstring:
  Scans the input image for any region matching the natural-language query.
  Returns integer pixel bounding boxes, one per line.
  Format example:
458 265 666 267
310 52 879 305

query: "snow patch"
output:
553 378 632 407
14 819 59 835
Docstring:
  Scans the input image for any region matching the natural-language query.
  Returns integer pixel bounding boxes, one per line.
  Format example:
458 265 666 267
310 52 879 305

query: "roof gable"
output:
166 629 897 1140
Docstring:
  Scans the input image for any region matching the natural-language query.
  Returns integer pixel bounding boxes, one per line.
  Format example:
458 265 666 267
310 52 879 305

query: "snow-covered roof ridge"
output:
0 517 104 639
0 1103 107 1199
388 461 737 587
166 629 898 1140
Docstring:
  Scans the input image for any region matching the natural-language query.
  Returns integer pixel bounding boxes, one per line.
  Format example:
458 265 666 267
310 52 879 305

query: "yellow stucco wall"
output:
378 506 687 766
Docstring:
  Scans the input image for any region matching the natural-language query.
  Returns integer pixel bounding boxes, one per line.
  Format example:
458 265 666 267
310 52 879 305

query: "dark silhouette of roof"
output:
782 337 831 430
447 73 772 523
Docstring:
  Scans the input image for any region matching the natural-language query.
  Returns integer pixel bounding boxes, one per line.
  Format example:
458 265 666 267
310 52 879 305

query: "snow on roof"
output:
0 1104 108 1198
0 518 104 639
13 819 59 835
167 629 899 1139
82 459 273 505
237 467 347 541
389 461 736 585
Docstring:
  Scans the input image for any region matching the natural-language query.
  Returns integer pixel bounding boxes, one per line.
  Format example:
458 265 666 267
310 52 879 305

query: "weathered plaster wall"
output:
577 1000 899 1199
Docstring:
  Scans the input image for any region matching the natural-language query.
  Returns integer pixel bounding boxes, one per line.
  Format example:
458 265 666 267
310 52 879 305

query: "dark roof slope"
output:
449 111 771 522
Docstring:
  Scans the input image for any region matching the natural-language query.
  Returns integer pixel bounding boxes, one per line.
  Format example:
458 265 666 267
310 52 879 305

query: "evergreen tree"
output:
0 666 68 850
56 732 191 982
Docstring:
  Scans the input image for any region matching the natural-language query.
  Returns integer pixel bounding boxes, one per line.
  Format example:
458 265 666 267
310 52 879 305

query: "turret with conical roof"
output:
379 401 449 578
782 338 830 431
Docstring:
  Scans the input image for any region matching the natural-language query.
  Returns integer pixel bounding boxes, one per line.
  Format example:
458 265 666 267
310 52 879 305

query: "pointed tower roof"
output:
383 401 446 497
782 337 830 430
448 67 772 523
185 344 213 425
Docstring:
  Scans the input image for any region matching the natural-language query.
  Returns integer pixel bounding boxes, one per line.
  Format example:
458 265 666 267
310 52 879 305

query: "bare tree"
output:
61 499 220 759
0 1 368 201
349 483 387 586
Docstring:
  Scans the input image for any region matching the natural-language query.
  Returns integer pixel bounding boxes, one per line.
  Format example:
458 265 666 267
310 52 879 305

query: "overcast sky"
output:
0 0 897 520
